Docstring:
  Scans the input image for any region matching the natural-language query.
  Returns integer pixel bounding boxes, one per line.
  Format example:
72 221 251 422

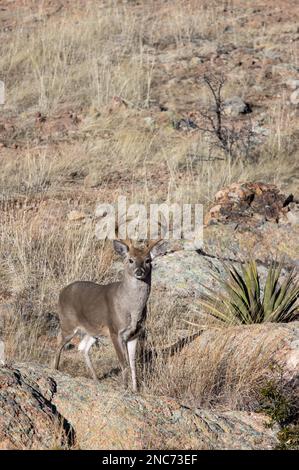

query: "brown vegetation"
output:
0 0 299 449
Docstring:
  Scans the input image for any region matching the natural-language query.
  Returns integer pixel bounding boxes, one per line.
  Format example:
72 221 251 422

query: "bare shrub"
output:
198 74 256 162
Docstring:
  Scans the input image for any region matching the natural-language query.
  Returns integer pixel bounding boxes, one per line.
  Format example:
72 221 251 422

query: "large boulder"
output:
152 249 250 299
1 363 279 450
203 182 299 268
203 221 299 269
0 366 75 449
151 249 270 304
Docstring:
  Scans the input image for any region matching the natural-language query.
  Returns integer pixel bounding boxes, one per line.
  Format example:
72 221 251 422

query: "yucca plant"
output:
199 260 299 325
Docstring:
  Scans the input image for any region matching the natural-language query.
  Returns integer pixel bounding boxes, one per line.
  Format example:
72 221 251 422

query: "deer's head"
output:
113 239 167 280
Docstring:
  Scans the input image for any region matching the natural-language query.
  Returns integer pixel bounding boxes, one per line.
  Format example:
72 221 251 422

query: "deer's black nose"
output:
135 268 144 278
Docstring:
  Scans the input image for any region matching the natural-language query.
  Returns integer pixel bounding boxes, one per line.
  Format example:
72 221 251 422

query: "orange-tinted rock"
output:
0 366 74 449
205 182 296 227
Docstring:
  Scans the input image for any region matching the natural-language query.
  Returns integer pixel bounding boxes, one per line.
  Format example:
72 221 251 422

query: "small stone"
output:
67 210 86 221
189 57 203 66
286 210 299 225
144 117 155 129
84 174 101 188
290 89 299 105
223 96 252 116
286 79 299 90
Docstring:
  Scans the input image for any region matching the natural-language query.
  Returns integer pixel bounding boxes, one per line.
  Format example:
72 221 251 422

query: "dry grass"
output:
143 321 289 411
1 1 225 113
2 4 145 113
1 1 297 198
0 213 114 365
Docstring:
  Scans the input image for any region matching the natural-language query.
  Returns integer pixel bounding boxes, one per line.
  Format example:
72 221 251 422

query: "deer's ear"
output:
113 240 129 257
149 240 167 259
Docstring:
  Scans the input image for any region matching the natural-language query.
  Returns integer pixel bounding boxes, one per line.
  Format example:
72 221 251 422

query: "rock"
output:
67 210 86 222
286 79 299 90
6 363 278 450
272 64 299 76
152 250 239 299
203 182 299 267
290 89 299 105
174 322 299 402
223 25 234 33
172 118 198 131
203 221 299 269
0 366 74 449
150 182 299 300
286 207 299 225
84 173 101 188
205 182 297 227
217 43 237 55
189 56 203 66
263 48 281 60
144 117 156 130
252 123 271 137
152 247 289 305
147 182 298 303
223 96 252 116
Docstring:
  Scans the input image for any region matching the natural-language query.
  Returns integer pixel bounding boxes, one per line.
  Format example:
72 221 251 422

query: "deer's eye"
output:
129 258 134 264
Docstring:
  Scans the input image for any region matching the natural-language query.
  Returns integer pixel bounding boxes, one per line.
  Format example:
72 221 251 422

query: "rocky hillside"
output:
0 363 279 450
0 0 299 450
1 320 298 449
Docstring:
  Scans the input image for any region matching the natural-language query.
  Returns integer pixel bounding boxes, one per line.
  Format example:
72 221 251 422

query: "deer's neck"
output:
120 271 151 308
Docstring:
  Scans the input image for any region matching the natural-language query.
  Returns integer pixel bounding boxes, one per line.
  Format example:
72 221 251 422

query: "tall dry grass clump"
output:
143 322 292 411
1 2 154 114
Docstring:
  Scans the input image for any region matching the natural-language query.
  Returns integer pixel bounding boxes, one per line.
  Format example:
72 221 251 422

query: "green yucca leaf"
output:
264 261 284 316
200 259 299 325
274 273 295 309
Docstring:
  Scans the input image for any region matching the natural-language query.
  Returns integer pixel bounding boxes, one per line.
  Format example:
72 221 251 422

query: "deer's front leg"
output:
119 328 131 364
119 325 141 391
127 337 138 392
111 332 130 387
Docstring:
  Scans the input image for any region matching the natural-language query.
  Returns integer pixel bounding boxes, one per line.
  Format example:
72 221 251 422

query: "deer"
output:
53 237 167 392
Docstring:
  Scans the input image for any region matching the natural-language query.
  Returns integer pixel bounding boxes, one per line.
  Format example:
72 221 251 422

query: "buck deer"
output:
53 238 166 391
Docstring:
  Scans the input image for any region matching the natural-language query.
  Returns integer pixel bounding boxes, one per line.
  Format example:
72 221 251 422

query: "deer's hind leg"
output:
78 335 98 383
53 329 77 370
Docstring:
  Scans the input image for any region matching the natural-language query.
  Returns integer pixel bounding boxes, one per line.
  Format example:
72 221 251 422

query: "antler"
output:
115 212 133 247
115 210 168 250
146 212 168 251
